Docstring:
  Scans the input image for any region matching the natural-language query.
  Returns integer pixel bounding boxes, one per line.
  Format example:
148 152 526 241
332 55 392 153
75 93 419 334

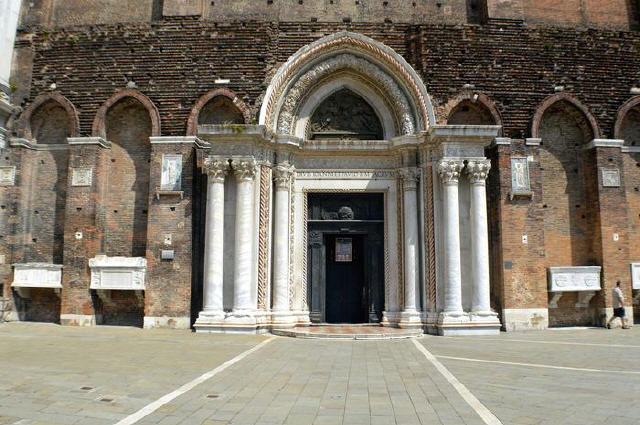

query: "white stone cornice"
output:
437 159 464 184
203 156 230 183
466 159 492 184
67 137 111 149
232 157 258 181
273 163 295 189
525 138 542 146
150 136 210 148
398 167 420 190
583 139 625 150
10 138 70 151
198 124 272 143
492 137 512 146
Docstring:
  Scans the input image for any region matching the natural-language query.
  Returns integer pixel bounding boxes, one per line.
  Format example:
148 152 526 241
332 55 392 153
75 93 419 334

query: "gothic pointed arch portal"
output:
259 31 434 139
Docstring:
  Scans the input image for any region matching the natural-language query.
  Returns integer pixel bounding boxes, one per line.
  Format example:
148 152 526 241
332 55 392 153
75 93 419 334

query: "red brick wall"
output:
104 97 151 258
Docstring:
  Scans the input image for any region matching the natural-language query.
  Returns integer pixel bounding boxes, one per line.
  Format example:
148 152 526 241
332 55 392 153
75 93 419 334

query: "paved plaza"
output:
1 323 639 425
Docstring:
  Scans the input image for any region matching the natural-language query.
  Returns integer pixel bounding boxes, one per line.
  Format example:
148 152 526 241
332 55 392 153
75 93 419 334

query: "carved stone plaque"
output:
511 157 531 193
161 154 182 191
632 263 640 290
71 168 93 187
0 166 16 186
89 255 146 290
548 266 602 292
601 168 621 188
12 263 63 288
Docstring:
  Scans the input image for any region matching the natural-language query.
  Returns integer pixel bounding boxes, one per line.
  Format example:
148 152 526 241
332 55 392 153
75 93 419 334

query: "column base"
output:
502 308 548 332
381 311 402 328
144 316 190 329
437 312 500 336
270 311 298 328
398 309 423 329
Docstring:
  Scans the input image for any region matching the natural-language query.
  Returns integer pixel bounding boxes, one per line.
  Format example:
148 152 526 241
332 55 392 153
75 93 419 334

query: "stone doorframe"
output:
291 170 403 326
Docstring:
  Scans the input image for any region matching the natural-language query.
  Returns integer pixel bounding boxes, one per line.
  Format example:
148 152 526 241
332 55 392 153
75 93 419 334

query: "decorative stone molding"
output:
437 160 464 184
548 266 601 308
600 168 621 187
466 159 491 184
273 163 295 189
260 31 434 133
398 167 420 190
12 263 63 298
203 156 230 183
276 53 415 136
89 256 146 291
232 157 258 181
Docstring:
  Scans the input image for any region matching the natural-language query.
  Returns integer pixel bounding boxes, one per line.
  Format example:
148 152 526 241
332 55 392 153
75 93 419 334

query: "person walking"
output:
607 282 630 329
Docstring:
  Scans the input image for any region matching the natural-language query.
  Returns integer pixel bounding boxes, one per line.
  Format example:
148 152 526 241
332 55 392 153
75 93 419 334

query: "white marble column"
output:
272 162 294 314
231 157 258 314
197 157 229 322
399 167 420 316
466 159 494 315
438 159 464 315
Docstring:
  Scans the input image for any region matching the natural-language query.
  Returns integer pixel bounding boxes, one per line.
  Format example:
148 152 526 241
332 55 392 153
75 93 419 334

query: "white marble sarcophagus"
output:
548 266 601 308
89 256 146 292
12 263 63 298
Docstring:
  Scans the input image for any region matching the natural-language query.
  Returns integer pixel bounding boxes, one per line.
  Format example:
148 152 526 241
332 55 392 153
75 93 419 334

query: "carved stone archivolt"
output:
276 53 415 136
437 160 464 184
466 159 491 184
261 31 434 133
203 157 229 183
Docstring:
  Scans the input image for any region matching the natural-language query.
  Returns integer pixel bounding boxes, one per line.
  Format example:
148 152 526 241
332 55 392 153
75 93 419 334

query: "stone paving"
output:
1 323 639 425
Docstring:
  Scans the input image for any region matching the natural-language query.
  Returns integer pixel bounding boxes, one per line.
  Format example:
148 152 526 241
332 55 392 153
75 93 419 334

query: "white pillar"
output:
400 167 420 313
197 157 228 322
438 159 464 315
232 157 258 313
272 162 294 312
467 159 493 314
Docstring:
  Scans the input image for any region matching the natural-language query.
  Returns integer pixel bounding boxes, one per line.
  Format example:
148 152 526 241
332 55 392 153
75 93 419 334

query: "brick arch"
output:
614 95 640 141
441 92 502 129
17 92 80 140
531 93 600 139
186 88 251 136
92 89 161 138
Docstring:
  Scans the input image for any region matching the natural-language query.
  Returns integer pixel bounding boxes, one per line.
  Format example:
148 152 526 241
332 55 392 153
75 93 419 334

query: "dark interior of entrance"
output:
307 193 384 324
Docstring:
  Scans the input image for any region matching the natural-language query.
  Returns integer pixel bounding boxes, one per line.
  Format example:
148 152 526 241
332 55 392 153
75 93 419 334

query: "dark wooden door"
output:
325 235 366 323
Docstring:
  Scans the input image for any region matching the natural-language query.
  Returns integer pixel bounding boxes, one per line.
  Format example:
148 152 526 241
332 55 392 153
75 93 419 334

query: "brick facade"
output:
2 4 640 329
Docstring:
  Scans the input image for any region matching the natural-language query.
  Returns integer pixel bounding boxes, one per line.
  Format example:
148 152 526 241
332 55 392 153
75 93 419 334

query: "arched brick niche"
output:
92 89 161 139
17 92 79 141
103 95 153 259
534 95 599 327
615 96 640 260
442 93 502 129
186 89 250 135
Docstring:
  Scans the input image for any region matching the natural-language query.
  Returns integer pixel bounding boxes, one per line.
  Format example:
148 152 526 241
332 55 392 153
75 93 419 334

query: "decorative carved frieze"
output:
437 160 464 184
203 156 229 183
398 167 420 190
273 163 295 189
296 170 397 180
232 157 258 181
466 159 491 184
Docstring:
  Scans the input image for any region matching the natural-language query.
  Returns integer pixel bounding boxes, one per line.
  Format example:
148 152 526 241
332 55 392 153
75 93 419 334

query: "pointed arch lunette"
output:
18 92 80 140
614 95 640 140
92 89 161 138
186 88 252 136
531 93 600 139
259 31 434 136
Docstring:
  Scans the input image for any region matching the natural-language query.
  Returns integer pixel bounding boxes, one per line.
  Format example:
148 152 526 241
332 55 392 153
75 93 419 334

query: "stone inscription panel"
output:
511 157 531 193
601 168 621 188
161 154 182 191
0 166 16 186
548 266 601 292
71 167 93 187
632 263 640 290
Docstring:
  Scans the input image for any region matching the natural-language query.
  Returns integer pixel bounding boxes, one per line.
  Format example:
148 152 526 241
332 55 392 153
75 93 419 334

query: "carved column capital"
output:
398 167 420 190
203 156 230 183
232 157 258 181
466 159 492 185
273 163 295 190
437 159 464 185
